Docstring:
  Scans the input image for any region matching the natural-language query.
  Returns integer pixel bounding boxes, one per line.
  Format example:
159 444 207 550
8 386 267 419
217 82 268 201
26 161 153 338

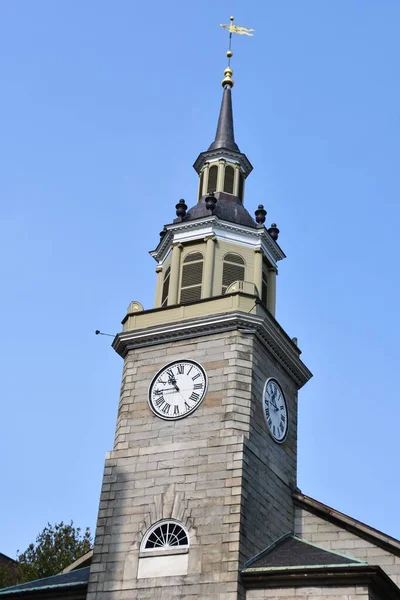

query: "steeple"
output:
208 80 239 153
193 64 252 202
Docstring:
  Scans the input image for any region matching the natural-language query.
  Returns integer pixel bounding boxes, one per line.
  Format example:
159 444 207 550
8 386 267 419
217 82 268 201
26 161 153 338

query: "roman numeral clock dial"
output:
148 360 208 420
262 378 288 443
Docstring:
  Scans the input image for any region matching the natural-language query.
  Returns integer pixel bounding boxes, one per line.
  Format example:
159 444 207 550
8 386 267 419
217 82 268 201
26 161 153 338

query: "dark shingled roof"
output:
208 85 239 153
244 534 364 570
184 192 257 229
0 567 90 595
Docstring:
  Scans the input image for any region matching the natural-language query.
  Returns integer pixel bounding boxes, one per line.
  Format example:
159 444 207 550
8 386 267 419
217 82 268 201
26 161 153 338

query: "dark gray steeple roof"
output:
208 85 240 153
184 192 257 228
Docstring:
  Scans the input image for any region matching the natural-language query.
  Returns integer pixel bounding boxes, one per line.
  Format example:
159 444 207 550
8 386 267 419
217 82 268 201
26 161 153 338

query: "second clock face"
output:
262 378 288 443
148 360 208 420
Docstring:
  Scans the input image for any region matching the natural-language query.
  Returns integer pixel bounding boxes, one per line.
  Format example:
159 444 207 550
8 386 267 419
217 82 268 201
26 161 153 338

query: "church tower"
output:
87 43 312 600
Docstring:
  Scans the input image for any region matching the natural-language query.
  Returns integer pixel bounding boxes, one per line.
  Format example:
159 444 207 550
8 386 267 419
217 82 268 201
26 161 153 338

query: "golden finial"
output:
222 66 234 88
219 16 255 88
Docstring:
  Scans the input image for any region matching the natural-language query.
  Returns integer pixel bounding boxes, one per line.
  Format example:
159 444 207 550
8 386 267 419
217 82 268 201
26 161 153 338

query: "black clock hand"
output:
167 375 180 392
155 387 180 394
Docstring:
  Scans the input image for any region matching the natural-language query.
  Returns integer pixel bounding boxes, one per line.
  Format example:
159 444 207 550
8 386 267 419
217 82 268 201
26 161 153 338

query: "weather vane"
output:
219 16 254 87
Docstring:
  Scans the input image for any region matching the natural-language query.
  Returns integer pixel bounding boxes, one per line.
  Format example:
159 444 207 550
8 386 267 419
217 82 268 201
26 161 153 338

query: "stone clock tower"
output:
87 59 312 600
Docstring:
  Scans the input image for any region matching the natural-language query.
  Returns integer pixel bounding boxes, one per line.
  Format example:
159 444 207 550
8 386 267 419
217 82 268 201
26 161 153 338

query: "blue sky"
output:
1 1 400 556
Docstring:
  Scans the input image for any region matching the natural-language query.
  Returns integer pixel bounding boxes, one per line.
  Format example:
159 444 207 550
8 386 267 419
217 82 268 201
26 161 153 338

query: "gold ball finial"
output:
222 66 234 88
226 50 233 58
230 16 234 21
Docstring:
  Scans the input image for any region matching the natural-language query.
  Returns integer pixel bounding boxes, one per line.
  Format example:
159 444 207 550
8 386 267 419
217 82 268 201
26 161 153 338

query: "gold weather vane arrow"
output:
220 21 255 36
219 16 254 87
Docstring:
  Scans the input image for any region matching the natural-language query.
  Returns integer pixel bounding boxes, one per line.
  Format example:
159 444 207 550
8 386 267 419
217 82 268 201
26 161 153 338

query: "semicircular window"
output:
142 521 189 551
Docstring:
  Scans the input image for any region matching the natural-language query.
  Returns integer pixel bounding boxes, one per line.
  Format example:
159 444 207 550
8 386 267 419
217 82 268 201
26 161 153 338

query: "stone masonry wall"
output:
295 507 400 587
88 330 255 600
239 336 299 565
246 585 370 599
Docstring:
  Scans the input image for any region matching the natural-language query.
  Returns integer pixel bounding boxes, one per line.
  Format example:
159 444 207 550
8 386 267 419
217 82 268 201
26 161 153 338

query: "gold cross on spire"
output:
219 16 255 87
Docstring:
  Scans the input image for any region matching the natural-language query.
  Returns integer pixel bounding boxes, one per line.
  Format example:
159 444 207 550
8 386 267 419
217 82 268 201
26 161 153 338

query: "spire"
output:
208 82 240 153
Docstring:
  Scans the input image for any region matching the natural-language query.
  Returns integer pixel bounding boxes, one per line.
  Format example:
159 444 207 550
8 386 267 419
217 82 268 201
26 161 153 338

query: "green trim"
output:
243 562 367 573
0 569 89 595
0 581 86 595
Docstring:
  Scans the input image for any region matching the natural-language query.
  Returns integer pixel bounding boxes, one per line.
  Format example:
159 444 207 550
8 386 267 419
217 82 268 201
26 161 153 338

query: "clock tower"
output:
87 56 312 600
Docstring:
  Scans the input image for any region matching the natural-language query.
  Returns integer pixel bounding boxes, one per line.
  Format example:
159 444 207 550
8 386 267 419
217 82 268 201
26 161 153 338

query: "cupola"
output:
193 67 252 203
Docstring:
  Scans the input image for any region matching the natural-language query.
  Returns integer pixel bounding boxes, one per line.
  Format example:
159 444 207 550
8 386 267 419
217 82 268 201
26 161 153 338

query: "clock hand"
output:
167 375 180 392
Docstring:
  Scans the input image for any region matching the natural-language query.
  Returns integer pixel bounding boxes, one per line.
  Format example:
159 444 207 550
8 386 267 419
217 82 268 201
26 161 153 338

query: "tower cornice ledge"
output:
151 216 285 266
113 294 312 388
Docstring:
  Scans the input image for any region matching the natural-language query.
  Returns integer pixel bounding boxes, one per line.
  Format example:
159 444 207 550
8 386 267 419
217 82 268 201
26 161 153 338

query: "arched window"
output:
161 266 171 307
141 521 189 552
207 165 218 194
238 172 244 201
180 252 204 304
222 253 245 294
224 165 234 194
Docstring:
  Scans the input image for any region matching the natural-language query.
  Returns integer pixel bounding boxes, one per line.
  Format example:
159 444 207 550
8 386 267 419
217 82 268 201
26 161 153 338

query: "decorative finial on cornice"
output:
205 192 217 212
175 198 188 218
268 223 280 241
255 204 267 224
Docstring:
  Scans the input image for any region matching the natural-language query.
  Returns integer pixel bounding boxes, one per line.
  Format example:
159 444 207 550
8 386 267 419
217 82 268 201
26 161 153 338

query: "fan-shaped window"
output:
222 253 245 294
180 252 204 304
142 521 189 552
198 171 204 200
161 266 171 307
207 165 218 194
223 165 235 194
238 172 244 201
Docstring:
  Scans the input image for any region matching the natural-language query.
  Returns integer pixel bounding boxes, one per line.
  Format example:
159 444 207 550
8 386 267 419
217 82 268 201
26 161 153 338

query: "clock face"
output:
262 378 288 443
148 360 208 420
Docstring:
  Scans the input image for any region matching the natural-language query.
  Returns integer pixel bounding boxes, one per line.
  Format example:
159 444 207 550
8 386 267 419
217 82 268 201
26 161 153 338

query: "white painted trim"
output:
151 217 285 267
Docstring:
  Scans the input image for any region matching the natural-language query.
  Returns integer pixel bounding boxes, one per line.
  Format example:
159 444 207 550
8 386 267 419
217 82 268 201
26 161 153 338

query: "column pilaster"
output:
203 164 210 196
267 268 277 317
168 243 183 306
202 235 216 298
233 164 240 196
254 249 263 299
154 266 163 307
217 159 226 192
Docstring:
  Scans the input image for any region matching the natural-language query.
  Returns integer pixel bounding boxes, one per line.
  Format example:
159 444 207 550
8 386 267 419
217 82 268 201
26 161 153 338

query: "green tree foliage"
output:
0 561 18 590
0 522 92 589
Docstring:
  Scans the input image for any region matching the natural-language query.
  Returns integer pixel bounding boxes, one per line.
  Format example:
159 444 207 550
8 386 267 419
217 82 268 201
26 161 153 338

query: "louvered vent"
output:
180 286 202 304
207 165 218 193
238 172 244 201
198 171 204 200
224 253 245 264
222 254 245 294
224 166 234 194
183 252 203 263
180 253 204 304
161 266 171 307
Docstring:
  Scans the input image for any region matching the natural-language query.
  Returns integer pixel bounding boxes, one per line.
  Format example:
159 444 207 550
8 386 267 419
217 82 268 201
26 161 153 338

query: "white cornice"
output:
113 310 312 388
150 217 285 267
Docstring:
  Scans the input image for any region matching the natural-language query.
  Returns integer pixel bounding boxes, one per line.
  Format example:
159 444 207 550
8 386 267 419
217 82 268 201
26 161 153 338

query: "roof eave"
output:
241 564 400 599
293 490 400 557
193 149 253 177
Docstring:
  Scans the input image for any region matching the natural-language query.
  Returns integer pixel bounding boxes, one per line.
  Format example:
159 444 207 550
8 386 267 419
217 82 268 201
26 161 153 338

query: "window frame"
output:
141 520 190 554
